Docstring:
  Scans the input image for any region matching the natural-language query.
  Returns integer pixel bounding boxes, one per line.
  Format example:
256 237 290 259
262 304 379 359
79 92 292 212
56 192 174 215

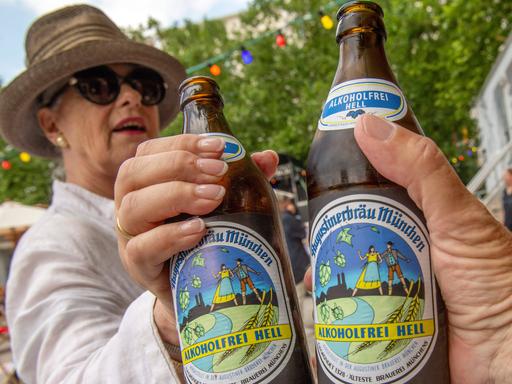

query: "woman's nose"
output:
116 83 142 107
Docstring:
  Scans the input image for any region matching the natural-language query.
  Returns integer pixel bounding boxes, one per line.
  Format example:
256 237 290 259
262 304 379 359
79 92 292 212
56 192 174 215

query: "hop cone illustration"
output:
192 253 205 267
183 326 194 345
194 323 205 338
179 287 190 311
332 305 344 320
336 227 353 246
319 260 332 287
334 251 346 268
192 275 202 289
320 302 331 323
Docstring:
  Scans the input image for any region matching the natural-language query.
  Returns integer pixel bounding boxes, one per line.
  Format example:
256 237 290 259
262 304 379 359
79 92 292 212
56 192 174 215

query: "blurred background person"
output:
277 192 310 294
502 168 512 230
276 191 314 356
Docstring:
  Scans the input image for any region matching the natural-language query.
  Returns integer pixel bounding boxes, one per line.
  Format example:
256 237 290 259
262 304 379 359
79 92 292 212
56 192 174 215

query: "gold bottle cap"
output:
337 1 384 20
179 76 223 110
336 0 386 42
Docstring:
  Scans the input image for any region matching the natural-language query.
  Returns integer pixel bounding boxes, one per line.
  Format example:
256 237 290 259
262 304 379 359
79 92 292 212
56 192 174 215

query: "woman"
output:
0 5 278 383
210 264 238 312
352 245 383 297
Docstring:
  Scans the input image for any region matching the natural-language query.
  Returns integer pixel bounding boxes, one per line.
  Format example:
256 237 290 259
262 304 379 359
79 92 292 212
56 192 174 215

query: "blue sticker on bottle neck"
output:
200 133 246 163
319 78 407 131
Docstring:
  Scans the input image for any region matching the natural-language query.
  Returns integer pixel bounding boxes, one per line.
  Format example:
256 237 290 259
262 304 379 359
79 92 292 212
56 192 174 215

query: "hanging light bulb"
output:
1 160 11 170
276 31 286 47
458 155 465 161
19 152 31 163
319 11 334 30
209 63 221 76
241 47 253 64
451 157 458 165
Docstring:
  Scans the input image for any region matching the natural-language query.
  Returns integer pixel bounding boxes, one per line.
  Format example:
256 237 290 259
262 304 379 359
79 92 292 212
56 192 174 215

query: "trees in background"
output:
1 0 511 204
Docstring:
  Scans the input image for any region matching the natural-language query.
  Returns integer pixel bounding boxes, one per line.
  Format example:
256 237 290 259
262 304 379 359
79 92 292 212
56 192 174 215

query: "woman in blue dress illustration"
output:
352 245 383 296
210 264 238 312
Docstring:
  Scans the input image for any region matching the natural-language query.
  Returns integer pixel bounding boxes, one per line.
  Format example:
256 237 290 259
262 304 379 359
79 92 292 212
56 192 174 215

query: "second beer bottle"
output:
307 1 449 383
170 76 313 384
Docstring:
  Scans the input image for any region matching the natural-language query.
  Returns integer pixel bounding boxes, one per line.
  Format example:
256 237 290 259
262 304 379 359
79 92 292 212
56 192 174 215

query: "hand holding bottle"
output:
113 134 278 346
169 77 312 383
305 114 512 384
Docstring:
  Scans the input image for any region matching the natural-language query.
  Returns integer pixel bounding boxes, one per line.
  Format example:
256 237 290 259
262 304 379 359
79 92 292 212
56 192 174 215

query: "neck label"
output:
319 78 407 131
200 133 246 162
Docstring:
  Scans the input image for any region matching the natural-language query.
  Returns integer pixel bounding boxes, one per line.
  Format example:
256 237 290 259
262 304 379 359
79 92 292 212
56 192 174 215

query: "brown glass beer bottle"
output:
170 76 313 384
306 2 449 383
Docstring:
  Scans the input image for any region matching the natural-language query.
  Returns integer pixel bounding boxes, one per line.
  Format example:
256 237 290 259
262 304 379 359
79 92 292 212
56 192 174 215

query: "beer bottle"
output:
170 76 313 384
306 2 449 383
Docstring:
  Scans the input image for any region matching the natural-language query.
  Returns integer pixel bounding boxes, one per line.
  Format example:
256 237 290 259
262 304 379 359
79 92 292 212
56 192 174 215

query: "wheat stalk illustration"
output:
240 289 277 364
403 278 421 323
213 290 268 368
379 279 422 359
351 280 415 357
260 289 276 327
241 290 268 331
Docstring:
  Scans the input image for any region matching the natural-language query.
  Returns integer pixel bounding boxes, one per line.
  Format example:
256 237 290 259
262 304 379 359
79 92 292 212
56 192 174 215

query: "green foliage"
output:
154 0 511 183
382 0 512 181
0 138 54 204
1 0 511 204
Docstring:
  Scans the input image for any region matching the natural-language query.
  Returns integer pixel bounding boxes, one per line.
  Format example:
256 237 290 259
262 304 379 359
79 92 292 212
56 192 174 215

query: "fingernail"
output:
358 114 396 141
196 158 228 176
198 137 225 152
195 184 225 200
180 218 205 235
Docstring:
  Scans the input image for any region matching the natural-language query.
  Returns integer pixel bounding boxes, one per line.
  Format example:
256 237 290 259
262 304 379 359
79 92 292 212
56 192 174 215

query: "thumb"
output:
353 114 492 234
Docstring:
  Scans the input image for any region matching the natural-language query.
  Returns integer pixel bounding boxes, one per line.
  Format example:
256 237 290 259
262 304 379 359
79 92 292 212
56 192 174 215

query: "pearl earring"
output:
55 133 69 149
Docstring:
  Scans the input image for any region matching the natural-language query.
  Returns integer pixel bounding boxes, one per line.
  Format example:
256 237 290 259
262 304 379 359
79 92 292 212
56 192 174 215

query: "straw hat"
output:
0 4 186 158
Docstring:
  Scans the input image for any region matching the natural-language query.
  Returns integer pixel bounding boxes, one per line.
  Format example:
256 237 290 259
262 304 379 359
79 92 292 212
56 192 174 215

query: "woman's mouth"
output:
113 118 147 135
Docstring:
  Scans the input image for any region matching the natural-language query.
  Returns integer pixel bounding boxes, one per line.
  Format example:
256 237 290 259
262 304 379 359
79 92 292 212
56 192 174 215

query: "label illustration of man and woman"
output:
173 226 296 383
210 258 262 312
311 202 435 383
352 241 410 297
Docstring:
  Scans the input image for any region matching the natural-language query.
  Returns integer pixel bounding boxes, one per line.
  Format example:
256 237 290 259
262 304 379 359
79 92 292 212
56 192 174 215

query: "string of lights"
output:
1 2 344 169
185 0 345 76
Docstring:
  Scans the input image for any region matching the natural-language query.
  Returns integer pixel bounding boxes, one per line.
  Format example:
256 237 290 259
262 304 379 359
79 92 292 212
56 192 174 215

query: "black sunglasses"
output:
43 65 167 107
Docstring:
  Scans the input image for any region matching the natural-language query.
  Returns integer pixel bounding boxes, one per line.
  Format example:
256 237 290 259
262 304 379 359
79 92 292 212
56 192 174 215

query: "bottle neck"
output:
332 31 395 85
182 98 233 135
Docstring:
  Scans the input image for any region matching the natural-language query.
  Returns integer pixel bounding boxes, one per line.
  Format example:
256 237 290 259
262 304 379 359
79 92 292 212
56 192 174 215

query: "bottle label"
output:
310 194 437 384
170 222 295 384
200 132 246 162
318 78 407 131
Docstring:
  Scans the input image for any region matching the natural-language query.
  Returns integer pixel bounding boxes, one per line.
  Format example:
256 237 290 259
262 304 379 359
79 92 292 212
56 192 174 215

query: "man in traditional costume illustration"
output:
232 258 263 304
381 241 410 295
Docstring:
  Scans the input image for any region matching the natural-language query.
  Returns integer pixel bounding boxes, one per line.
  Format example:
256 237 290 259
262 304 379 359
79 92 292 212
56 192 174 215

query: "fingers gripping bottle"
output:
171 76 313 384
306 2 449 383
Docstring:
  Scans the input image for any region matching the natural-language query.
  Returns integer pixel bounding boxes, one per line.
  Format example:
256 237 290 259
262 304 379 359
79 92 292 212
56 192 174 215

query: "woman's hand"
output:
114 134 278 345
304 114 512 384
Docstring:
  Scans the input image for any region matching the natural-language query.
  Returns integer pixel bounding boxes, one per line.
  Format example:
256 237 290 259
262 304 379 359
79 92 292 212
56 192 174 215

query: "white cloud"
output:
0 0 250 81
15 0 250 27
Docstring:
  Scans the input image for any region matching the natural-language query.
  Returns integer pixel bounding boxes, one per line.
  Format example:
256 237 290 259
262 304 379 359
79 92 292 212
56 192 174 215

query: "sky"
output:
0 0 251 85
